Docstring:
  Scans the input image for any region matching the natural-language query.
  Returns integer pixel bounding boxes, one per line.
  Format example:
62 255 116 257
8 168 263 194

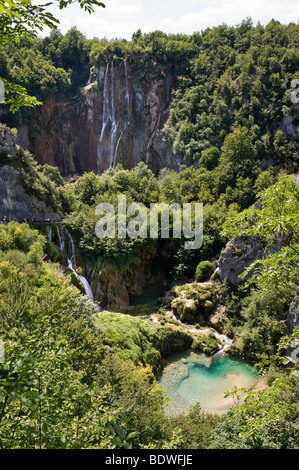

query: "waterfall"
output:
169 311 233 357
145 69 171 166
97 60 131 173
54 225 95 302
112 60 131 168
145 108 163 166
209 328 233 357
62 145 67 174
45 225 52 242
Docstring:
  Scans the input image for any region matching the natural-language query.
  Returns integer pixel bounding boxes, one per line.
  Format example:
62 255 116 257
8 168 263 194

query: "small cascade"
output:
170 311 233 357
209 328 233 357
55 225 95 302
97 59 131 173
45 225 52 242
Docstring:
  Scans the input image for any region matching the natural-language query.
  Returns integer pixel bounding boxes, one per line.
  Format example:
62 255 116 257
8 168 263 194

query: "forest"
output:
0 8 298 450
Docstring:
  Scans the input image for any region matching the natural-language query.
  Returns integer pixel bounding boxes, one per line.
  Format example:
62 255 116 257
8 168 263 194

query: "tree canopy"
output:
0 0 105 110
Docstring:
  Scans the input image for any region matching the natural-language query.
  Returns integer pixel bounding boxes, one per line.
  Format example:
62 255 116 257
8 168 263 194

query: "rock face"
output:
218 235 282 286
284 289 299 364
0 165 60 221
0 126 17 157
218 235 265 285
92 255 172 310
0 127 60 221
23 54 181 176
280 110 299 140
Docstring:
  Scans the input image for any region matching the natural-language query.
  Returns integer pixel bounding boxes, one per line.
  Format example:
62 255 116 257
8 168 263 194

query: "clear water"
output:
130 292 162 306
159 349 260 416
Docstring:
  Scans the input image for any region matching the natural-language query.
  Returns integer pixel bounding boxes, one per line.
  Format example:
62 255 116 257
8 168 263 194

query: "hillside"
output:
0 20 298 176
0 18 298 451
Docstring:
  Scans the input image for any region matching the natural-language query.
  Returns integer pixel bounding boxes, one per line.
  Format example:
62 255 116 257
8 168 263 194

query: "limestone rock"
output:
218 235 283 286
171 282 219 324
0 126 17 157
218 235 264 285
280 113 299 140
0 165 60 221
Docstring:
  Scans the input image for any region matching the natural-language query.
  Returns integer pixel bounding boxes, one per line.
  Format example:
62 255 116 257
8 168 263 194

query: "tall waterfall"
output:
145 108 163 166
97 60 131 173
54 225 95 302
145 70 171 166
113 60 131 168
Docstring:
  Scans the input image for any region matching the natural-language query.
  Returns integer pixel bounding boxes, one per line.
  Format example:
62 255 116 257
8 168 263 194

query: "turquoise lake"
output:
159 349 260 416
130 291 164 306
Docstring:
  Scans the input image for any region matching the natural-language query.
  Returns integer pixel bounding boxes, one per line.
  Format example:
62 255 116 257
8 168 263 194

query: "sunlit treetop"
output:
0 0 105 44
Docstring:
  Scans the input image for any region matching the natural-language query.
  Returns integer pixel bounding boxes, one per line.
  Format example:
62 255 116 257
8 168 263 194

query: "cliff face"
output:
0 126 60 221
218 235 283 286
23 54 181 176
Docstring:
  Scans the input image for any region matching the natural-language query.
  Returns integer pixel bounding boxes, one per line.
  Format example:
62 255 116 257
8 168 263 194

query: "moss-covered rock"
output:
195 260 213 282
171 281 220 324
191 333 219 355
94 311 192 374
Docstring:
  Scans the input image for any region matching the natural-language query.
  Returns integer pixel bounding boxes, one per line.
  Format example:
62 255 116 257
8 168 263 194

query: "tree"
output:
222 175 299 289
210 375 299 449
0 0 105 111
219 126 257 180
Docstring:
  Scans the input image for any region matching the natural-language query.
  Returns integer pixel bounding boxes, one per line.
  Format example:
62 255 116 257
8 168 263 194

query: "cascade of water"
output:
98 62 111 174
98 60 131 173
45 225 52 242
145 70 172 166
109 61 119 168
56 224 65 252
112 60 131 168
209 328 233 357
170 309 232 357
54 225 95 302
145 108 163 166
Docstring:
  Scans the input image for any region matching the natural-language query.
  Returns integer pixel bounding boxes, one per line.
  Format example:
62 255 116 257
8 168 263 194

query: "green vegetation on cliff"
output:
0 17 299 451
0 222 181 449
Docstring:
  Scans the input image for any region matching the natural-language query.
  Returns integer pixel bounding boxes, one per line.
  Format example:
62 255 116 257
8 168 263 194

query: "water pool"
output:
159 349 260 416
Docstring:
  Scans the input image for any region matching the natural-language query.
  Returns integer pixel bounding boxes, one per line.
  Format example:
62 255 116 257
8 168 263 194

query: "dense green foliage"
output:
0 18 299 450
0 1 105 111
222 176 299 362
95 312 192 372
0 222 179 448
195 260 213 282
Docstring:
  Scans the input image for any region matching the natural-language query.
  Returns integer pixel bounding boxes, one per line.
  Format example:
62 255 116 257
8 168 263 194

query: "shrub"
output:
191 333 219 355
195 261 213 282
